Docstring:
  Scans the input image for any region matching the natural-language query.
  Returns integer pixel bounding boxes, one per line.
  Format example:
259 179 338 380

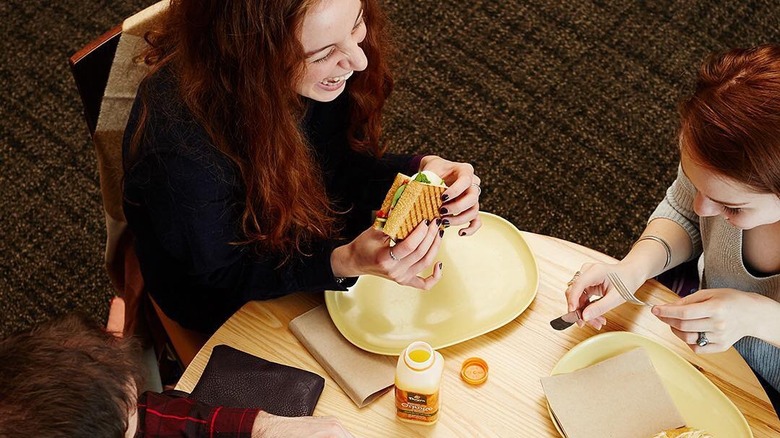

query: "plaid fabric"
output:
135 391 259 437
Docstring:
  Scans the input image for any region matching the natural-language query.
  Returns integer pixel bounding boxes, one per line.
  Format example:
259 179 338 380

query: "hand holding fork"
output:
551 266 651 330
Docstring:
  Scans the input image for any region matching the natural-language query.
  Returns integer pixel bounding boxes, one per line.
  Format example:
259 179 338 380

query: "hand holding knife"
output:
549 308 583 331
551 271 585 330
550 287 603 331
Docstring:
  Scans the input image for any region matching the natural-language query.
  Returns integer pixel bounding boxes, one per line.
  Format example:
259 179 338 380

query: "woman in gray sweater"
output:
566 45 780 402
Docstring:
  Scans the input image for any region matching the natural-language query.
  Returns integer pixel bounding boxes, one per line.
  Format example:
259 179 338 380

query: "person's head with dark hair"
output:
678 44 780 229
131 0 393 257
0 313 143 438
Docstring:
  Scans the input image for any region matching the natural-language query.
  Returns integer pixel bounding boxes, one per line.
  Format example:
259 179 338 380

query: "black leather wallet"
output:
189 344 325 417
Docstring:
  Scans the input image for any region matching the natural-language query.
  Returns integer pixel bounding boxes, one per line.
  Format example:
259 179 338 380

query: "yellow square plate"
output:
549 331 751 437
325 212 538 355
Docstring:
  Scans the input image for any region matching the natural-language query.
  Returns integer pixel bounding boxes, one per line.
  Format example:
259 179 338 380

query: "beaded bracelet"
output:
633 235 672 269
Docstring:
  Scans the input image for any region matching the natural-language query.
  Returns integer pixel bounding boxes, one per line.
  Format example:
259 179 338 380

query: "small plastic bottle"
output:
394 341 445 425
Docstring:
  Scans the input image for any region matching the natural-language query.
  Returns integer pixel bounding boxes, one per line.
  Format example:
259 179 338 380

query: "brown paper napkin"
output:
540 348 685 438
289 305 396 408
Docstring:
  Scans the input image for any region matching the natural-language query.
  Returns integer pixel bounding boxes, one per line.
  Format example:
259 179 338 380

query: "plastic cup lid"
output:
460 357 488 385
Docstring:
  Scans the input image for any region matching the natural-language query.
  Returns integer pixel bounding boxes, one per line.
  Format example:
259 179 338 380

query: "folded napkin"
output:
541 348 685 438
190 344 324 417
289 305 396 407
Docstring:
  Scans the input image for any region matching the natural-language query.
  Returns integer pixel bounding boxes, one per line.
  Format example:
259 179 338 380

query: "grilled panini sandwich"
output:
373 171 447 241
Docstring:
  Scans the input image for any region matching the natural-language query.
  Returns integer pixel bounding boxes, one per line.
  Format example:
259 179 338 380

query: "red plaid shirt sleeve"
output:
135 391 260 437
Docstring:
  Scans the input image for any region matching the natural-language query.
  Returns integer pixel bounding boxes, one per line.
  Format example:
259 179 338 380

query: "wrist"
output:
622 242 668 280
752 294 780 343
251 411 272 438
419 155 439 170
330 243 355 278
615 259 653 292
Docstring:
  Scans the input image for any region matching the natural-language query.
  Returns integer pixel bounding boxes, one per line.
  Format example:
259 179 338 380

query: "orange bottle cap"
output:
460 357 488 385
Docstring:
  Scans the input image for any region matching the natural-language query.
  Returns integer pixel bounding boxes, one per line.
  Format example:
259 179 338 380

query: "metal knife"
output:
549 309 582 331
549 295 603 331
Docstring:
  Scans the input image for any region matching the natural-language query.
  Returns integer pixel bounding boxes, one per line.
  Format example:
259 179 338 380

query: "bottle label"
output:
395 388 439 423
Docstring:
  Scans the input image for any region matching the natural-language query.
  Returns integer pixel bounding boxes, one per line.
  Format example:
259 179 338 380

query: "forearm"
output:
752 294 780 348
621 218 694 281
137 392 259 437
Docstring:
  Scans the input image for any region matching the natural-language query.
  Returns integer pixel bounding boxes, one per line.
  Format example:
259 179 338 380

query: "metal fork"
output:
607 272 652 307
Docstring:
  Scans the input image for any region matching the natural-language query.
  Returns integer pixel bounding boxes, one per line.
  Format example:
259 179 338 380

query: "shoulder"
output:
137 65 189 114
128 67 233 175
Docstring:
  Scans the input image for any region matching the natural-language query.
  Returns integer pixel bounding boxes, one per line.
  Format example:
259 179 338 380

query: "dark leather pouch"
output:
190 344 325 417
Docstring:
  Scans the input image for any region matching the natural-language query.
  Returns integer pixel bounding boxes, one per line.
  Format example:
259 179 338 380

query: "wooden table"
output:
177 232 780 437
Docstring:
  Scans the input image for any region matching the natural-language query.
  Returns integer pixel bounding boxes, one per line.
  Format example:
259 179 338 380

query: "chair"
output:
68 0 207 370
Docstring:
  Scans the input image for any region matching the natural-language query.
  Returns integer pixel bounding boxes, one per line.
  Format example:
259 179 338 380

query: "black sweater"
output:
123 69 417 332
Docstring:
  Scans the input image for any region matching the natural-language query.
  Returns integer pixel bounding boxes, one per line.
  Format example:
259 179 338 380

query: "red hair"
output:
132 0 393 256
679 44 780 196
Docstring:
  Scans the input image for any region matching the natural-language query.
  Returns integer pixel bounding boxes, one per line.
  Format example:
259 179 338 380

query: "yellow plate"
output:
325 212 538 355
548 331 752 437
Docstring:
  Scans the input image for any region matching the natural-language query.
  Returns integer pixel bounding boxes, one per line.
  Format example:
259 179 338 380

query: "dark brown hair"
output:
0 314 143 437
679 44 780 196
131 0 393 257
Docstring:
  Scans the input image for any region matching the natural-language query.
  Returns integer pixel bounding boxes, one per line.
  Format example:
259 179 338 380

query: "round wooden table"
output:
177 232 780 437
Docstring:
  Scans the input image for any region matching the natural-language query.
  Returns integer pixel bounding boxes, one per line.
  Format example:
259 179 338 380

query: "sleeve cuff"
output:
280 240 356 291
408 155 425 174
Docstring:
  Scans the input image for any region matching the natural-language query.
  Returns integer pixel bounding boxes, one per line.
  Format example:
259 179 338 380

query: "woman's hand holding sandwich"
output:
330 219 445 290
330 154 480 290
419 155 482 236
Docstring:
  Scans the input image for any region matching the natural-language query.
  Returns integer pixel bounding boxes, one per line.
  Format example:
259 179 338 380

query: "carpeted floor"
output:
2 0 780 337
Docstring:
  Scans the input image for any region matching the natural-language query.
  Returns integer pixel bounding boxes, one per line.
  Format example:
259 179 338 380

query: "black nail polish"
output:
441 194 449 201
438 262 443 270
439 229 444 238
426 219 431 226
436 218 442 226
440 207 448 214
459 230 466 236
442 219 450 226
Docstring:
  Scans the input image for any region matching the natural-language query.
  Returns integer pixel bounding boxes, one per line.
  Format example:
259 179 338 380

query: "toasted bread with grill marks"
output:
373 173 445 241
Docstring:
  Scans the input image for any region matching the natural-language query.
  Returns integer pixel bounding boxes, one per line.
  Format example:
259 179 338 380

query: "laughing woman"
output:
123 0 482 333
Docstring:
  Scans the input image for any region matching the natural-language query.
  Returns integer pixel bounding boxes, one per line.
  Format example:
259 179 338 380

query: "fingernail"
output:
651 306 659 315
436 218 442 226
441 194 449 201
442 219 450 226
439 229 444 238
459 230 466 236
438 262 443 270
425 219 430 226
440 207 448 214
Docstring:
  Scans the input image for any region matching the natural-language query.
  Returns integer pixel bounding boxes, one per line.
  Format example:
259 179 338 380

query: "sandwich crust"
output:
373 173 445 241
651 427 712 438
382 181 445 240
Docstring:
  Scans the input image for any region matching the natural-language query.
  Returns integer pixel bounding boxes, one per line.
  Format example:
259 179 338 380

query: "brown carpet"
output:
2 0 780 337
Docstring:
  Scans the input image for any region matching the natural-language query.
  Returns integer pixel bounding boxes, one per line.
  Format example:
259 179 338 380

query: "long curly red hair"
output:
131 0 393 256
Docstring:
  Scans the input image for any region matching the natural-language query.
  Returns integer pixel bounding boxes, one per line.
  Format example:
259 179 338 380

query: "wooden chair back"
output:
68 1 207 368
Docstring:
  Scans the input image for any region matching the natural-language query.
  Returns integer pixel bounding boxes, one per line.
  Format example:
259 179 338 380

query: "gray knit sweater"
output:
649 166 780 392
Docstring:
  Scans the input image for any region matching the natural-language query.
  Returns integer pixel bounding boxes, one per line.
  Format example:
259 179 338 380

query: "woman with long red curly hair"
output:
565 45 780 409
123 0 481 333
